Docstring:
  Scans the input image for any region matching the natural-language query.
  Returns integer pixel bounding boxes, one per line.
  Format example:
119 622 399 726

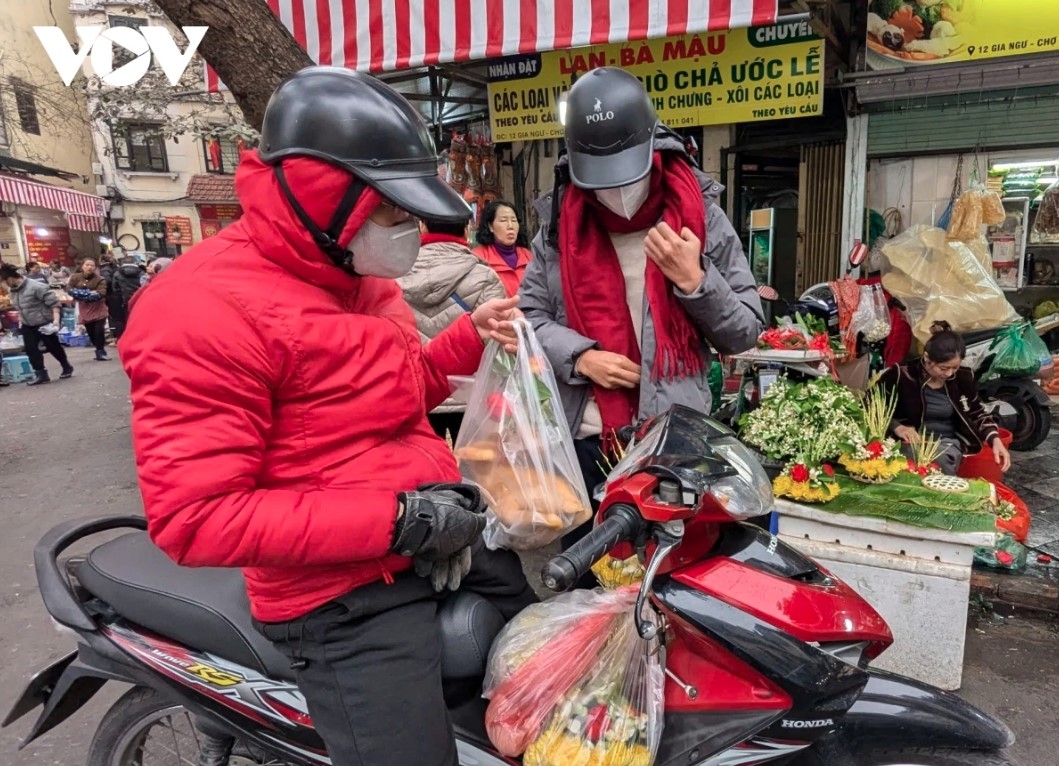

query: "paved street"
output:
1 346 1057 765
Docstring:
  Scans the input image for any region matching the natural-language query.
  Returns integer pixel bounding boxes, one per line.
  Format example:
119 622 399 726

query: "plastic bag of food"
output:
880 226 1020 343
523 592 664 766
483 588 638 757
980 188 1006 227
946 188 983 242
984 323 1042 379
1032 181 1059 244
863 284 891 342
454 321 593 550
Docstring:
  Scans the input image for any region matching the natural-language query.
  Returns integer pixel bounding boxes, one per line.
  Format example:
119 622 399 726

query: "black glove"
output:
393 483 486 569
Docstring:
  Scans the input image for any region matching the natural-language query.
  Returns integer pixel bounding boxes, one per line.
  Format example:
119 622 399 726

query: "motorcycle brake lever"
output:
635 521 684 640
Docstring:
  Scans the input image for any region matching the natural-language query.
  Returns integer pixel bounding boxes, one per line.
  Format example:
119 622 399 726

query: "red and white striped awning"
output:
0 175 106 232
208 0 778 88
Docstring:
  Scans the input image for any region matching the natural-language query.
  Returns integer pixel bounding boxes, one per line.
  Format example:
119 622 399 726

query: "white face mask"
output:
594 176 651 220
347 220 421 278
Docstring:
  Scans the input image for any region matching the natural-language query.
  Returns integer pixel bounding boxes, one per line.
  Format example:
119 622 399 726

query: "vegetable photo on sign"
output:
867 0 966 63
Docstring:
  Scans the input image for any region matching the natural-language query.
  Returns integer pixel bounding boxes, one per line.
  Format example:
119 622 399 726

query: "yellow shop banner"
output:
487 21 823 143
867 0 1059 69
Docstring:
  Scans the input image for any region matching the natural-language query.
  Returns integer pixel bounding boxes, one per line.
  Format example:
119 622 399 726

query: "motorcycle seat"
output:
76 532 505 685
960 327 1004 346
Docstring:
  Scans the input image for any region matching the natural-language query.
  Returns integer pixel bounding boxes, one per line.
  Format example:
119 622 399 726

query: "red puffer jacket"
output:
119 152 484 622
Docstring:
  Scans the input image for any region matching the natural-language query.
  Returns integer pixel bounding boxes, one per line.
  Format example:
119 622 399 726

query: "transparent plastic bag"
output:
980 188 1006 227
525 609 664 766
454 321 592 550
483 589 636 757
946 188 983 242
484 588 665 766
863 284 891 342
1031 181 1059 243
879 226 1020 343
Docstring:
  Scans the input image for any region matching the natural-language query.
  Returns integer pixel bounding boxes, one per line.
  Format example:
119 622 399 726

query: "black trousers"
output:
109 305 128 339
84 319 107 352
22 324 70 374
255 541 536 766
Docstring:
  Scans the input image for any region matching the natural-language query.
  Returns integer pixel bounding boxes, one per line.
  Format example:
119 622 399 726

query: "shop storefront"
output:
483 19 829 302
0 175 107 267
856 0 1059 320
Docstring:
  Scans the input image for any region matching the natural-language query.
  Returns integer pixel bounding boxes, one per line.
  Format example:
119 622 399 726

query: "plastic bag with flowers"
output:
483 588 663 763
454 320 593 550
773 460 840 504
522 593 664 766
838 386 905 483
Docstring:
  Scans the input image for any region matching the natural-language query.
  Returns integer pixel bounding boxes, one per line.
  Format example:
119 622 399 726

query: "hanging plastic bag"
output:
863 284 891 342
454 321 593 550
980 188 1006 227
937 155 963 232
848 284 890 344
985 323 1042 379
1031 180 1059 244
1022 323 1052 376
524 604 664 766
483 589 637 756
946 188 983 242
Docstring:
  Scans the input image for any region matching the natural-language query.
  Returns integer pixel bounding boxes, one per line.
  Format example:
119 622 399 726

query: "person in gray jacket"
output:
398 216 507 439
520 69 763 536
1 262 74 384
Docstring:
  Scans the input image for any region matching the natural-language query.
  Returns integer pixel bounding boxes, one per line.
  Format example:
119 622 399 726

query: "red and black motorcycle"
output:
4 406 1017 765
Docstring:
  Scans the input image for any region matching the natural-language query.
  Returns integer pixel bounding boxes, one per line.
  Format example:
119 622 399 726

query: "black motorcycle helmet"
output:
259 67 468 264
563 68 660 190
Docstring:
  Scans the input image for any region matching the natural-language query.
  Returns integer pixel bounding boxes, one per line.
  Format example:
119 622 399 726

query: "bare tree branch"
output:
150 0 313 130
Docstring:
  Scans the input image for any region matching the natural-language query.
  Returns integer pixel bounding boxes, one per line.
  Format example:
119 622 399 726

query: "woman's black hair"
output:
422 217 470 239
476 199 529 248
924 320 966 363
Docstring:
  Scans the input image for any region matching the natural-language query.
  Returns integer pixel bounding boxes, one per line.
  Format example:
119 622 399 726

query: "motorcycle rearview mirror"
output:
756 285 780 302
848 241 868 271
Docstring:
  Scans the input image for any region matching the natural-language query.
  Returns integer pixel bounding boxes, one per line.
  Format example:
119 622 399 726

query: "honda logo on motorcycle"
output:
781 718 834 729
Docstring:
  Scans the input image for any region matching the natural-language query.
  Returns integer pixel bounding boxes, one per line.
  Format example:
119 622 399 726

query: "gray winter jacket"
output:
521 132 764 434
398 239 506 412
10 277 60 328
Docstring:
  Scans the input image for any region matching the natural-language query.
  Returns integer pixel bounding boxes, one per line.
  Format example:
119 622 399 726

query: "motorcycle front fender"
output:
838 669 1014 751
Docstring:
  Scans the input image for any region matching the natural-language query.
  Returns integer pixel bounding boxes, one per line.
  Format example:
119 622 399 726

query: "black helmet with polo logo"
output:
563 67 659 190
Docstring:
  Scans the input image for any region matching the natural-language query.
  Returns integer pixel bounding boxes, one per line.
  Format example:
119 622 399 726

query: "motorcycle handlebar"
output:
541 504 642 592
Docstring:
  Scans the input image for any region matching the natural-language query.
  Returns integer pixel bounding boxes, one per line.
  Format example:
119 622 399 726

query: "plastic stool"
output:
1 355 35 383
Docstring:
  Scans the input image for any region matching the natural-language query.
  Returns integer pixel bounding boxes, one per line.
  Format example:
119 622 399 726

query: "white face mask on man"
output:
594 175 651 220
346 219 421 278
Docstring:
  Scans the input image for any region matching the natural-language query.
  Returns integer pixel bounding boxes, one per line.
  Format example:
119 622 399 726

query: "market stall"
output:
729 313 1032 690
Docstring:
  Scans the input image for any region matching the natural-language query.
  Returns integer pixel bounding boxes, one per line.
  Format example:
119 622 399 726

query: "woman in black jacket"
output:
879 321 1011 476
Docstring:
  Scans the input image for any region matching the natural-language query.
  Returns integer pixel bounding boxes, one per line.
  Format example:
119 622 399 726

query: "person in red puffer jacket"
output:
119 67 535 766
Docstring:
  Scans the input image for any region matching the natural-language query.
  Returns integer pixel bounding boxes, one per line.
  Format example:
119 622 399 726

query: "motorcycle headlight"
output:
708 437 774 521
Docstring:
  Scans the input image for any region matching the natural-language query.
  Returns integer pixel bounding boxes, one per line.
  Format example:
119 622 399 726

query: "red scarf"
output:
559 152 706 445
420 232 468 247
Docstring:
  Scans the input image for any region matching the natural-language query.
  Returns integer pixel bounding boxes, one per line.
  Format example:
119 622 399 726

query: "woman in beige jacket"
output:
399 216 507 439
